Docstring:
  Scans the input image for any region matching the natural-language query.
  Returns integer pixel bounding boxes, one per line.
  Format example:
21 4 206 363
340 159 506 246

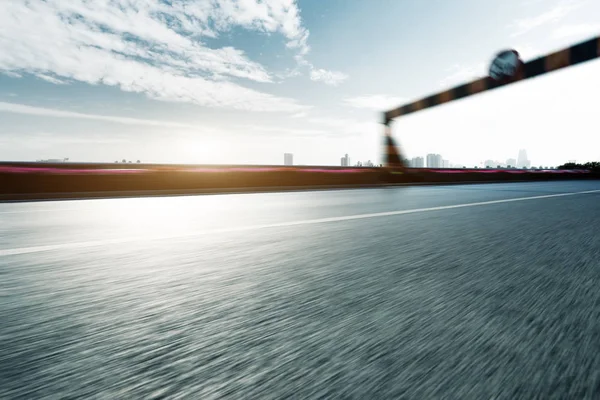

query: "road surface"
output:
2 181 600 399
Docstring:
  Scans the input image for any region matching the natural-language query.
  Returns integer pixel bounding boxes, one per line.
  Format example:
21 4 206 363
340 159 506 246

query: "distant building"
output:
284 153 294 166
442 159 450 168
341 154 350 167
484 160 509 168
426 153 443 168
517 149 530 169
410 157 424 168
506 158 517 168
37 158 68 163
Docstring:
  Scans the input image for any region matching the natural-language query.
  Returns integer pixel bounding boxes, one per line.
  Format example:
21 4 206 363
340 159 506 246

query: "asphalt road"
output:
2 181 600 399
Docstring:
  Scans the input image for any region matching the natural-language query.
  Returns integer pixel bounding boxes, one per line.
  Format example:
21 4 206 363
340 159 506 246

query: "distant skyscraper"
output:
442 159 450 168
411 157 424 168
426 154 442 168
517 149 530 168
506 158 517 168
284 153 293 166
341 154 350 167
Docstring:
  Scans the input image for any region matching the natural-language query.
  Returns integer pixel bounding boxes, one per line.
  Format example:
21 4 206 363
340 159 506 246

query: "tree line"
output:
557 161 600 172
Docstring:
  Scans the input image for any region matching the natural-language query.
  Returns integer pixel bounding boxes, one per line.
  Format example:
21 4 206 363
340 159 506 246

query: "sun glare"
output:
174 137 227 165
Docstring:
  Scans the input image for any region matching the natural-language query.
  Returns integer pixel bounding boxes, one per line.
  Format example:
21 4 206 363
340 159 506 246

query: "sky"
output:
0 0 599 166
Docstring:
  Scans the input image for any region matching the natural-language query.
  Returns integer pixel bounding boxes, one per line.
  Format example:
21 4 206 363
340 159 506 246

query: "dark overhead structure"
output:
382 36 600 169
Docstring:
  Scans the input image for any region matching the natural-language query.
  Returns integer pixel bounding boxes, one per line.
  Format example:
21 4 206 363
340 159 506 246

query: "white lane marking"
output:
0 182 597 213
1 189 599 257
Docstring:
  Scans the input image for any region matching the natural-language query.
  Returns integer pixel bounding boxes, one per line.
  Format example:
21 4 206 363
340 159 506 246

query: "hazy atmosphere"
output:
1 0 599 166
2 3 600 399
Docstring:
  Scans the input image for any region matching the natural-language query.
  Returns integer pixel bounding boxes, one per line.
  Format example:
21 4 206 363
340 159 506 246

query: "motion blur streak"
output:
1 187 600 257
0 165 593 175
1 181 600 398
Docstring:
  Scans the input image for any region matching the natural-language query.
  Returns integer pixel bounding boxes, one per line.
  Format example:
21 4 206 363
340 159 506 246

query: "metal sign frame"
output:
382 36 600 169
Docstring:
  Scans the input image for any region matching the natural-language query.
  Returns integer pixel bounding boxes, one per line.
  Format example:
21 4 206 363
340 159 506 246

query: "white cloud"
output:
37 74 68 85
2 71 22 78
344 95 406 111
439 63 486 88
0 101 199 129
0 0 342 112
0 101 336 142
190 0 347 84
510 0 582 37
0 131 129 146
290 53 348 86
309 69 349 86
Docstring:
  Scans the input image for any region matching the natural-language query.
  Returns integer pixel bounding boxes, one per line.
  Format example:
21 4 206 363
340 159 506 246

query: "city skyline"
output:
27 151 568 170
405 148 538 169
26 145 571 169
27 147 564 169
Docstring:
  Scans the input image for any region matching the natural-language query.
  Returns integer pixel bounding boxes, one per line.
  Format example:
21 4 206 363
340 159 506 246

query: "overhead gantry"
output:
382 36 600 170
